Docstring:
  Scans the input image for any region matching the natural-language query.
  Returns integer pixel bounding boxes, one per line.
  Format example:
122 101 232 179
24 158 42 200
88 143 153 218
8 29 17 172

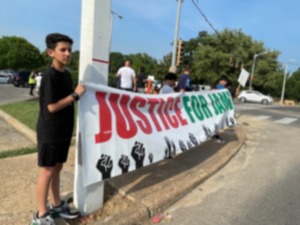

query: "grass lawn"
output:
0 98 39 131
0 98 77 158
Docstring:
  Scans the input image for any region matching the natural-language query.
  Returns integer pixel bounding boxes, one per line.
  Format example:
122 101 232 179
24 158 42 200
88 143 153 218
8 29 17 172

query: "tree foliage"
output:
0 36 44 70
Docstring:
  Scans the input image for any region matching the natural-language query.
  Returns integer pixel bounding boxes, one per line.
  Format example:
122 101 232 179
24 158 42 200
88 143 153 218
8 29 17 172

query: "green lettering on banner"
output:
183 96 195 123
183 94 214 123
208 94 219 115
198 95 213 118
218 91 233 111
212 93 225 114
191 95 204 121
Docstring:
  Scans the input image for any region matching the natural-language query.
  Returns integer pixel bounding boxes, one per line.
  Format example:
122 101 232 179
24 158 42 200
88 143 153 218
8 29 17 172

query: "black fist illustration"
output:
131 141 145 169
214 123 220 134
189 133 198 146
164 137 176 159
187 141 193 149
148 153 154 164
179 140 187 152
96 154 113 180
203 125 212 138
118 155 130 174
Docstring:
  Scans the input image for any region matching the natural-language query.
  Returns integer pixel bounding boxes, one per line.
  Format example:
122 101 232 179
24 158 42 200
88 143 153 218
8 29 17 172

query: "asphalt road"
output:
0 83 34 105
142 104 300 225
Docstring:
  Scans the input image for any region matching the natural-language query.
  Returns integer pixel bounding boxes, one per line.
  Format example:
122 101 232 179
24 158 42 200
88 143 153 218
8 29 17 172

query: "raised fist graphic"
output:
118 155 130 174
189 133 198 146
164 136 176 159
148 153 154 164
96 154 113 180
187 141 193 149
179 140 187 152
131 141 145 169
203 125 212 138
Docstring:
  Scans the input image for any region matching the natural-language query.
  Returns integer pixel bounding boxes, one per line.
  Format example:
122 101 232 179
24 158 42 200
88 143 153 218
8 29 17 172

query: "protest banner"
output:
79 83 236 186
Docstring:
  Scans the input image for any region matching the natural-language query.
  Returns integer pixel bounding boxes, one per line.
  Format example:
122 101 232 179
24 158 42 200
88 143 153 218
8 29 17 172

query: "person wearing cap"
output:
159 72 177 94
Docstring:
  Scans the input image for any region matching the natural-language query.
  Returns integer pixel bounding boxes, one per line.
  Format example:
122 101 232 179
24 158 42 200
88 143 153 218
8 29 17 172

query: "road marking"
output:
253 115 272 121
274 117 298 124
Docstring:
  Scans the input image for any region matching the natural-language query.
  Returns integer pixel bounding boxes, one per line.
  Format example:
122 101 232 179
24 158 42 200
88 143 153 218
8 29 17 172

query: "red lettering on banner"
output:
95 92 112 143
174 97 188 126
148 98 162 132
130 96 152 134
109 93 138 139
94 91 189 143
157 98 170 130
163 97 179 129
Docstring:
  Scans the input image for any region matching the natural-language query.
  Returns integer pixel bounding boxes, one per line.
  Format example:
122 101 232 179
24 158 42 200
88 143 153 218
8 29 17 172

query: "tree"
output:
0 36 44 70
188 29 281 93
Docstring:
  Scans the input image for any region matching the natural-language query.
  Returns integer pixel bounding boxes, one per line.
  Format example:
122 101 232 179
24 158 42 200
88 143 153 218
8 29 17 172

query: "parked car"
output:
0 75 10 84
238 90 273 105
12 71 31 87
0 69 18 83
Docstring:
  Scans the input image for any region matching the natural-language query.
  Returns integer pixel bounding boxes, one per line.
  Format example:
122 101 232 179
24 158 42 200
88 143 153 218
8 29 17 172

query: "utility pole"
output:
171 0 183 70
280 59 298 104
280 64 288 104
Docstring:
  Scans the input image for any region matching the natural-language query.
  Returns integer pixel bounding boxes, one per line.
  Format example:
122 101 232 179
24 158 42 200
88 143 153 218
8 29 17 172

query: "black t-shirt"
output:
37 67 74 142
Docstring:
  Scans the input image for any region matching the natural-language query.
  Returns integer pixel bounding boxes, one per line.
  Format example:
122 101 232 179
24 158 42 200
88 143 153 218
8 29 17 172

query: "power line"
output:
190 0 219 35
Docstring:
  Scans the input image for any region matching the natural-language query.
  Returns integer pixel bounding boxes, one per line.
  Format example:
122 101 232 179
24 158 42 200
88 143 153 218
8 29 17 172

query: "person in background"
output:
116 60 136 92
35 72 43 96
137 66 147 93
177 65 193 92
28 71 37 96
211 75 229 144
159 72 177 94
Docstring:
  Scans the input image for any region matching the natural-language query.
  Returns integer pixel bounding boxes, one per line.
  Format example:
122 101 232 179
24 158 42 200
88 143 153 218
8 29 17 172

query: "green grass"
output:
0 99 78 158
0 147 37 159
0 98 39 131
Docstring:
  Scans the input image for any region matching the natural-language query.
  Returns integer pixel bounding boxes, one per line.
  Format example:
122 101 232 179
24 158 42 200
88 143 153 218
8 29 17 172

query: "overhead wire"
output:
190 0 219 36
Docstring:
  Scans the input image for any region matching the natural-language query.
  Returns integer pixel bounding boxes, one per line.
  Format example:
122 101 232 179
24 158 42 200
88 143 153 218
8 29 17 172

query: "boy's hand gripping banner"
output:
79 82 236 186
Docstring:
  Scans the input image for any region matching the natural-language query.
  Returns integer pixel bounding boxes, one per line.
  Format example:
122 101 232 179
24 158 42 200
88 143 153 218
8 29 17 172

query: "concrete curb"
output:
94 125 245 225
0 109 36 144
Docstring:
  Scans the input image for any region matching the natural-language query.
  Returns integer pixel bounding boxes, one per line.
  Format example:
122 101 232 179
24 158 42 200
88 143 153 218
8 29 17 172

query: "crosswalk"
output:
251 115 298 125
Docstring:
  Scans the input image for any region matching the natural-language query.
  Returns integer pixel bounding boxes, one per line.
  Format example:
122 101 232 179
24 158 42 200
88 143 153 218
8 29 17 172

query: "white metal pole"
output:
74 0 111 215
171 0 183 69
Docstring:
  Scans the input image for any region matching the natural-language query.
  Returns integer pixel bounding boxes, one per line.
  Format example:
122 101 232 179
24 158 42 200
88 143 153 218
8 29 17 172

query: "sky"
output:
1 0 300 72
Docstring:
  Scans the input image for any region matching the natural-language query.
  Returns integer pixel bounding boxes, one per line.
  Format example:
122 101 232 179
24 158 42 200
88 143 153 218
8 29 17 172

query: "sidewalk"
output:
0 110 245 225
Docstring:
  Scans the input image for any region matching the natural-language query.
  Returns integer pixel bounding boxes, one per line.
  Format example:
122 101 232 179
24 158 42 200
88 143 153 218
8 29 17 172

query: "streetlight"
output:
109 10 123 52
249 51 269 90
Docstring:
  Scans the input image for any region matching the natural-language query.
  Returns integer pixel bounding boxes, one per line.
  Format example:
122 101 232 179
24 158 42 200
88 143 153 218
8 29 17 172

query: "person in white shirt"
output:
159 72 177 94
116 60 136 92
35 72 43 95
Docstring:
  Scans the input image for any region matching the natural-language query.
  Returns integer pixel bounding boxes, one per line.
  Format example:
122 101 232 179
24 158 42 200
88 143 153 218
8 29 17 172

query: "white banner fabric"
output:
79 82 236 186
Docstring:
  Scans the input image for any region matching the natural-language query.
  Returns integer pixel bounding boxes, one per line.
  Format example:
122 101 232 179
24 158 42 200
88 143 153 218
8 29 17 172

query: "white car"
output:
238 90 273 105
0 75 10 84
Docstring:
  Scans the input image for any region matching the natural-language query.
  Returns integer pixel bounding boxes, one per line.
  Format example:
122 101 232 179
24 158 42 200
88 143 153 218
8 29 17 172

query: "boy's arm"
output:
47 84 85 113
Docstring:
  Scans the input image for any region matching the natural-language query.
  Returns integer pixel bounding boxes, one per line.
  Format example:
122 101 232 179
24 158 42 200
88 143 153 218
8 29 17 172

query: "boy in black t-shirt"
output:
32 33 85 225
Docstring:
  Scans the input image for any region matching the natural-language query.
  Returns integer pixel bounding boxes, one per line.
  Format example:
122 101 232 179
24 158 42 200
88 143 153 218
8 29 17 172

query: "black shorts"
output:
38 139 71 167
